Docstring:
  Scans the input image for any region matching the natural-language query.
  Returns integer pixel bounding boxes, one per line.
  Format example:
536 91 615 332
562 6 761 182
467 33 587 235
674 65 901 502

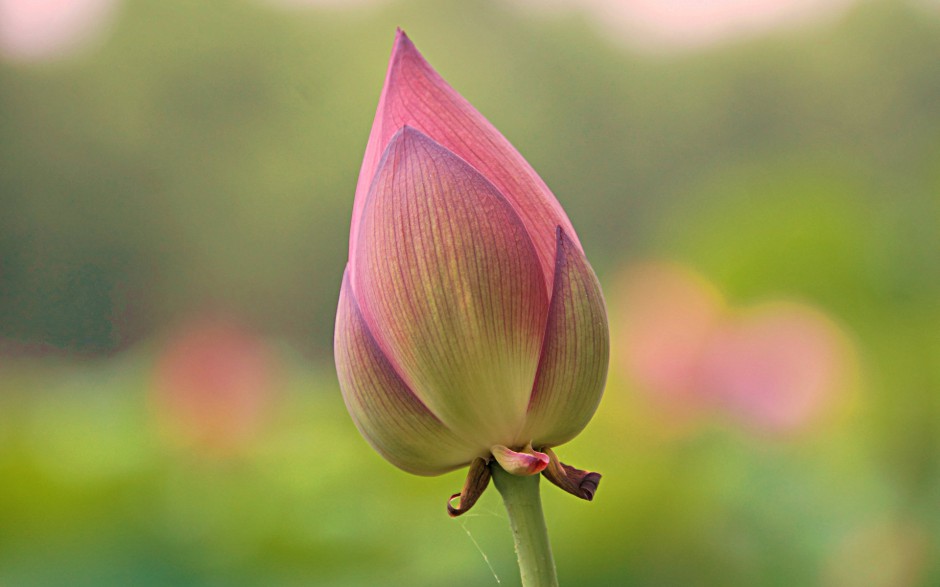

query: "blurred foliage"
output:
1 0 939 585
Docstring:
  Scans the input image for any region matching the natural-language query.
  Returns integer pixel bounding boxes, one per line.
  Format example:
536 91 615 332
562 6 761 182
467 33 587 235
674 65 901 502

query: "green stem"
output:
491 462 559 587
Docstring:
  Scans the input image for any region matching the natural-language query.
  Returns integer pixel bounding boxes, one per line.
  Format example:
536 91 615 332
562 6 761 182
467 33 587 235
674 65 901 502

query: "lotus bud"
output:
334 30 609 515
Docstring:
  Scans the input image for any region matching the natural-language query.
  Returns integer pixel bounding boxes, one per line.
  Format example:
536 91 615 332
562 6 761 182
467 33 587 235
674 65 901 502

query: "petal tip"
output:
393 27 411 48
554 224 577 256
384 124 430 154
389 28 422 71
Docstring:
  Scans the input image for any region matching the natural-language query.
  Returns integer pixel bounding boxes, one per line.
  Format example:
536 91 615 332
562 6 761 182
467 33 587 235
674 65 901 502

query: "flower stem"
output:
491 462 559 587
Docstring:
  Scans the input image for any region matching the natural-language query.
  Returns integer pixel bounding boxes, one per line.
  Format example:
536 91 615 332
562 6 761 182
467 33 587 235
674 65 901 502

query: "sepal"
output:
447 457 492 517
540 447 601 501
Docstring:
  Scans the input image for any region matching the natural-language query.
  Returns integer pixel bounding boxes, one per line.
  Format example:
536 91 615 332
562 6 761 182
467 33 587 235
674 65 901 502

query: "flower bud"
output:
334 30 608 513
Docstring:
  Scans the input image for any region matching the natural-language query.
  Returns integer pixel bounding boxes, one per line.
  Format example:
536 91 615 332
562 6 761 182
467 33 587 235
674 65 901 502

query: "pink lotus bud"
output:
334 31 608 512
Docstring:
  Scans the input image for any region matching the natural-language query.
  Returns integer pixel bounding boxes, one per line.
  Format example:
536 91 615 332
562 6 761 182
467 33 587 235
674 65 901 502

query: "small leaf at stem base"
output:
540 447 601 500
447 457 491 517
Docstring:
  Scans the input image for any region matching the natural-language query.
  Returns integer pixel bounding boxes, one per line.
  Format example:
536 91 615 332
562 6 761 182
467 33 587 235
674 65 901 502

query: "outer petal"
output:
335 268 472 475
350 30 579 292
521 227 609 447
353 127 548 451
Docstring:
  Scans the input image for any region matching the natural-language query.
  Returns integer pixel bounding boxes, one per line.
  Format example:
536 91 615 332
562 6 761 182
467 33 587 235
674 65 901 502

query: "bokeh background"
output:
1 0 939 585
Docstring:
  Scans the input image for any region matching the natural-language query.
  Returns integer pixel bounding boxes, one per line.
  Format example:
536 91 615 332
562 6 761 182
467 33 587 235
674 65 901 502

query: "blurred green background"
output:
1 0 939 585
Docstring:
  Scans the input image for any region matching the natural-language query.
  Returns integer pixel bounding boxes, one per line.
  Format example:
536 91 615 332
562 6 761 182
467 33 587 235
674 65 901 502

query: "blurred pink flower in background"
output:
701 302 848 434
0 0 119 62
151 317 281 456
510 0 856 51
615 262 852 436
615 263 723 423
